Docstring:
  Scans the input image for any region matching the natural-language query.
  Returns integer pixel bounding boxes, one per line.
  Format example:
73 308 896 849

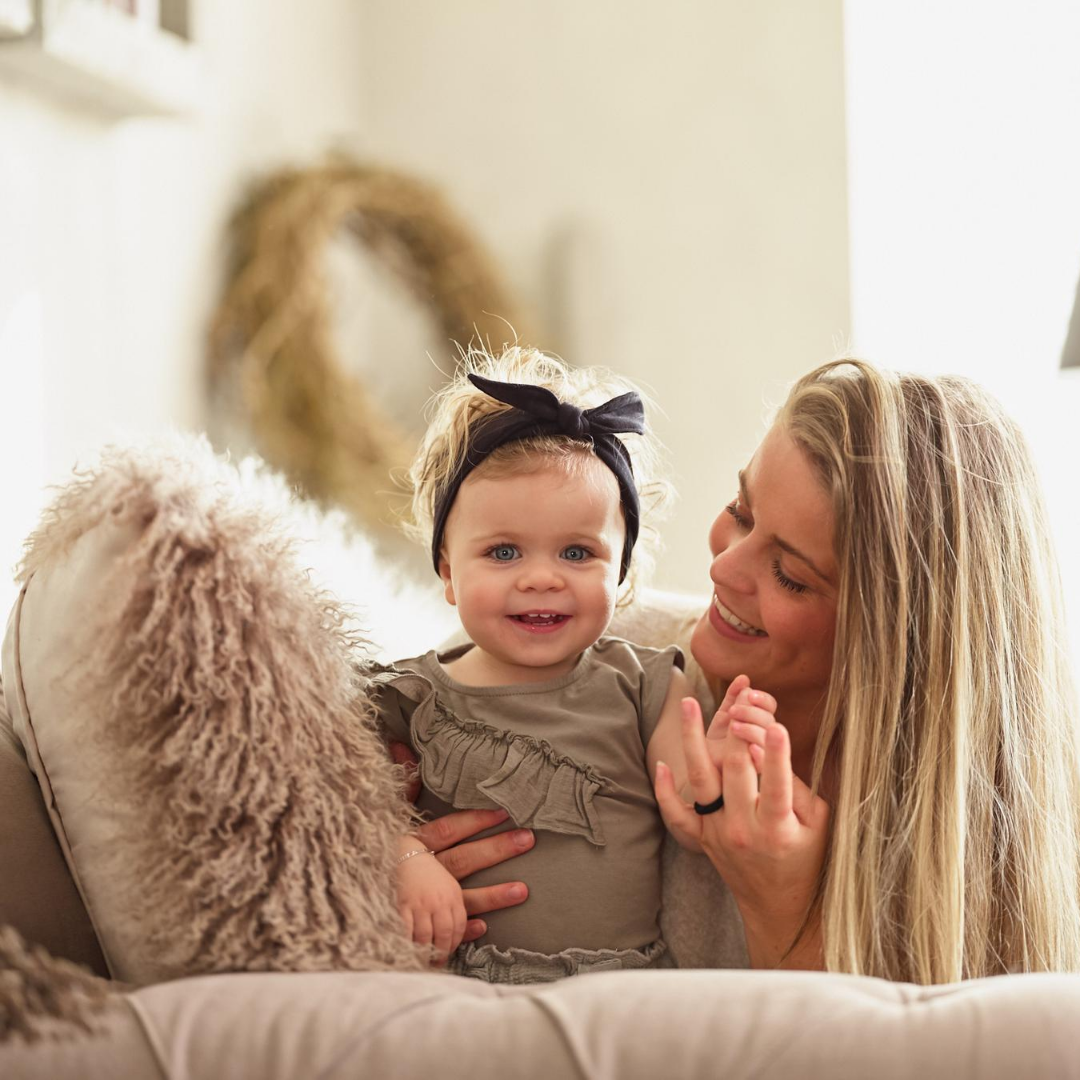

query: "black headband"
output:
431 373 646 583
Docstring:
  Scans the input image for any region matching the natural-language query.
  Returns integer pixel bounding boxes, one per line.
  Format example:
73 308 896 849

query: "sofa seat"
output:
6 966 1080 1079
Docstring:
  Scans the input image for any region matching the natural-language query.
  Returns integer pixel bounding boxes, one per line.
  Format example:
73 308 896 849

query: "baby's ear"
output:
437 557 456 606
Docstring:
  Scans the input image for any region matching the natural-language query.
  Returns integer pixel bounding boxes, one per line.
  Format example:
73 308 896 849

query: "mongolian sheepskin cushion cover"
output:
8 435 426 985
0 925 112 1044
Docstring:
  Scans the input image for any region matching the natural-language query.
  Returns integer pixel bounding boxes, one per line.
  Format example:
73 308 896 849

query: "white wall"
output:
0 0 368 614
358 0 851 596
844 0 1080 661
1 2 851 614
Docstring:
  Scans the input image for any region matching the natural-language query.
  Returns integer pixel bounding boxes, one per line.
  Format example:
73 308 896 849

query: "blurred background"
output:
2 0 1079 657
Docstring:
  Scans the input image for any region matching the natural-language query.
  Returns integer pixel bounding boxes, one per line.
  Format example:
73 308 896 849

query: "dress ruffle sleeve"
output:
365 665 610 846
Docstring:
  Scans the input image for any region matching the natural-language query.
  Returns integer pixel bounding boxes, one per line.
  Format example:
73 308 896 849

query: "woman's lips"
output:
507 612 571 634
708 595 768 642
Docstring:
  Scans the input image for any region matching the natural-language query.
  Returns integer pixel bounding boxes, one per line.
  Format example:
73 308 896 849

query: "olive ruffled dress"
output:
369 636 684 984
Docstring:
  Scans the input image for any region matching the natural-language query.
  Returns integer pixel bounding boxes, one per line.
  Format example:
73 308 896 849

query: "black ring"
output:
693 793 725 815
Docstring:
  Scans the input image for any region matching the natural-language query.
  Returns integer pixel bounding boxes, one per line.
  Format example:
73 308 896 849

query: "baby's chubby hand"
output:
396 838 468 965
708 673 777 768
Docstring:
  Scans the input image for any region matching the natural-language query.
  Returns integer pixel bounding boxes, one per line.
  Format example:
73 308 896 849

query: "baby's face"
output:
438 458 625 683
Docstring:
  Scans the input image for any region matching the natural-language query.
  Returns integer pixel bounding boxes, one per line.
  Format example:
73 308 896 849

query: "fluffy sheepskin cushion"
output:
10 435 428 985
0 926 112 1045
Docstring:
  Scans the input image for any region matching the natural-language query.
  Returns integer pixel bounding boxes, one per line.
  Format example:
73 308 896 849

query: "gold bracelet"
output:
396 847 435 865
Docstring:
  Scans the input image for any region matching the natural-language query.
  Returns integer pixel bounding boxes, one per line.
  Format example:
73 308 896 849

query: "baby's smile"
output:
508 611 572 633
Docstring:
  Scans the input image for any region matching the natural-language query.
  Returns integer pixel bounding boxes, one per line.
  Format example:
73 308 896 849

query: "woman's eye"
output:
771 559 808 595
725 499 750 529
561 545 590 562
488 544 519 561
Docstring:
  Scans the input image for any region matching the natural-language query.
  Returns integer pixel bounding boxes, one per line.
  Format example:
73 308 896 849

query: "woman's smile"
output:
710 594 767 639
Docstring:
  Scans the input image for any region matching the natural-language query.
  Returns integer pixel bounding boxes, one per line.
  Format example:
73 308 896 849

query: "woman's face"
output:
690 425 838 715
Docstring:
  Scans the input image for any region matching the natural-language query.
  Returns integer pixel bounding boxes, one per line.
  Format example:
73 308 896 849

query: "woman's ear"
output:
438 557 456 606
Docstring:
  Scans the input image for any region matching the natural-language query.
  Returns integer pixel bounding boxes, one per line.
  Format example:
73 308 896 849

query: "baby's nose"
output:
517 559 565 590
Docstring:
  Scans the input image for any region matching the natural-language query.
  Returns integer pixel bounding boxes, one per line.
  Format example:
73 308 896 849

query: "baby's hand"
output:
396 840 468 965
724 678 779 772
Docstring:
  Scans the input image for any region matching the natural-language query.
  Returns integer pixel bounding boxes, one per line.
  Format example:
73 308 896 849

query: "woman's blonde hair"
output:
403 345 672 604
781 358 1080 982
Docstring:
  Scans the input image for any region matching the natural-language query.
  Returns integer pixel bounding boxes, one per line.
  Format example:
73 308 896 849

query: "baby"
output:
368 346 724 983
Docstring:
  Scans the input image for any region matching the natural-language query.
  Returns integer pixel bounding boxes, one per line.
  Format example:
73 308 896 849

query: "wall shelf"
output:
0 0 201 118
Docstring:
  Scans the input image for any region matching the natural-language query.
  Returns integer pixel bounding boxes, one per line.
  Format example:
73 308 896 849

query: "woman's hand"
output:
389 740 423 802
654 687 830 969
409 807 533 943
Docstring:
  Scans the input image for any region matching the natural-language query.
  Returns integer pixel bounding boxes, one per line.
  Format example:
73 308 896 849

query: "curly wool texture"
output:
18 435 426 980
0 926 112 1044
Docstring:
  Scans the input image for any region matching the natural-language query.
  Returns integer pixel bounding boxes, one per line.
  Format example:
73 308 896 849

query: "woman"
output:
421 358 1080 983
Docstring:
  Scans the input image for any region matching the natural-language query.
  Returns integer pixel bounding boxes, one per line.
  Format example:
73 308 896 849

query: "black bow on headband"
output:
430 374 646 583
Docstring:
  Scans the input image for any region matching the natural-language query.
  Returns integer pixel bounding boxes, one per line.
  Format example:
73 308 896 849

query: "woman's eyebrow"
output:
738 469 751 508
738 469 834 586
775 537 833 585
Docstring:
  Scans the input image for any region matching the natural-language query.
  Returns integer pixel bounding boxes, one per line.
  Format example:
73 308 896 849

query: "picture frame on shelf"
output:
0 0 200 117
0 0 34 37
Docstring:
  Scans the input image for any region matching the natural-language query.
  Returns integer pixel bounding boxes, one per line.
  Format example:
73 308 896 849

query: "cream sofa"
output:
3 440 1080 1079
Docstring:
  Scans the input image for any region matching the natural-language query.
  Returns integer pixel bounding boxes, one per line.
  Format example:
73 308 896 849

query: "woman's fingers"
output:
434 826 535 880
719 735 758 822
681 698 723 804
461 881 529 917
461 918 488 943
757 724 794 824
653 760 703 851
389 741 422 802
413 808 511 854
788 763 825 827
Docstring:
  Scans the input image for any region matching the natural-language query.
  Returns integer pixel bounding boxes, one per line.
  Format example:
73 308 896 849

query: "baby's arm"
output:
646 666 702 850
396 835 468 964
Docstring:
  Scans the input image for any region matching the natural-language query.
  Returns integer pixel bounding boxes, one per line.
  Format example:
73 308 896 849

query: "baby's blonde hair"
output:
404 345 672 604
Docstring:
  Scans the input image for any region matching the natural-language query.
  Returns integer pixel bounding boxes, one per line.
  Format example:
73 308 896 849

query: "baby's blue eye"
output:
490 544 518 561
562 546 589 562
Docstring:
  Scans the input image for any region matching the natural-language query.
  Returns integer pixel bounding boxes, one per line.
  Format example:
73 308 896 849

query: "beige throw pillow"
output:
10 435 424 985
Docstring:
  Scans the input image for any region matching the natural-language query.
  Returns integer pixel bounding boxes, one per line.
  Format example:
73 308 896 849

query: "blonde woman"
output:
654 358 1080 982
409 358 1080 983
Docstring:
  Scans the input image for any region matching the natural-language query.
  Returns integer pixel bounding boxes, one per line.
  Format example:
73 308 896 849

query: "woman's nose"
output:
709 537 754 595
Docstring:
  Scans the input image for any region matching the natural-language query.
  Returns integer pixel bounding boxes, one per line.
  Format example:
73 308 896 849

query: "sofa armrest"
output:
0 629 108 976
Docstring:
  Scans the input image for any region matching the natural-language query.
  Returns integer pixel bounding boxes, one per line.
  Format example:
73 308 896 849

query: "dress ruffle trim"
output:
447 938 668 984
367 666 610 846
